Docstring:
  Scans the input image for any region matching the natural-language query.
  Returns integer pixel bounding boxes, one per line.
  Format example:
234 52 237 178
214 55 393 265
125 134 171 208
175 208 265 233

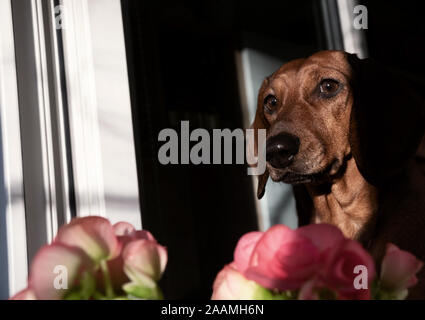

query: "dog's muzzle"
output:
266 133 300 169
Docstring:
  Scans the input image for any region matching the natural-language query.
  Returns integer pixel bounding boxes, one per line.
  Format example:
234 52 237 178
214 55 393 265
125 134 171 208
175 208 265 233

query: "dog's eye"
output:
319 79 341 97
264 95 278 113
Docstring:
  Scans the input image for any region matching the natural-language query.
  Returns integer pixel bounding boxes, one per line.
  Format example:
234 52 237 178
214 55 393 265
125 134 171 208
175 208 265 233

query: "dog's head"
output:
251 50 425 198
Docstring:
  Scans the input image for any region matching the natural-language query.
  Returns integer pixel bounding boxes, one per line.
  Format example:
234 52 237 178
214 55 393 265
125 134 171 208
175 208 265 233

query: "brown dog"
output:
251 50 425 299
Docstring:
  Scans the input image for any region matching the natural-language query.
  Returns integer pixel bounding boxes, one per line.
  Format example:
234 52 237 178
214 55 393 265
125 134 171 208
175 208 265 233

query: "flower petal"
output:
234 231 263 273
123 239 167 286
212 263 271 300
106 229 159 291
10 288 37 300
380 243 423 291
132 230 155 241
113 222 135 236
321 239 375 299
55 216 120 262
298 223 345 252
245 225 320 291
28 243 92 300
114 229 155 250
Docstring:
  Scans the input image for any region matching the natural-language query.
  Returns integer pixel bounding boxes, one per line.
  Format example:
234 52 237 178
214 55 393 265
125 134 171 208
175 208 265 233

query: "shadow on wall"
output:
0 117 10 299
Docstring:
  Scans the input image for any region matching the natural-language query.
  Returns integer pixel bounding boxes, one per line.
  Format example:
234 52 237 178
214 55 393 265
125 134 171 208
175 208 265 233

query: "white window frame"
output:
60 0 141 228
1 0 141 298
336 0 368 58
0 0 29 299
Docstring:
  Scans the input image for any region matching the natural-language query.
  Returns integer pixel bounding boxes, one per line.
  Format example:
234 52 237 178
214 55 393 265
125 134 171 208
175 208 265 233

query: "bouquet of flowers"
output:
212 224 423 300
11 217 167 300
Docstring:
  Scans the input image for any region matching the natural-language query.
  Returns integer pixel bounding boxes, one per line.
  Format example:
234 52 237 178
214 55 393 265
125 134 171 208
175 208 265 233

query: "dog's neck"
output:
306 157 378 240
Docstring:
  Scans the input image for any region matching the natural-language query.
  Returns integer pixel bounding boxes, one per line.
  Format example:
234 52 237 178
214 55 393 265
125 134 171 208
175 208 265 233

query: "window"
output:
0 0 140 299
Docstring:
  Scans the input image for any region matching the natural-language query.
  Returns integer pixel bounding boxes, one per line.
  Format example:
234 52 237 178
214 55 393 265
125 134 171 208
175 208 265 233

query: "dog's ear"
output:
249 78 270 199
348 54 425 184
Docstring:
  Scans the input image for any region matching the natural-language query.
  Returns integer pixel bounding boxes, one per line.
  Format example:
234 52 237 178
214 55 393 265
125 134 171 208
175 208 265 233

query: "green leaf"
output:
123 282 163 300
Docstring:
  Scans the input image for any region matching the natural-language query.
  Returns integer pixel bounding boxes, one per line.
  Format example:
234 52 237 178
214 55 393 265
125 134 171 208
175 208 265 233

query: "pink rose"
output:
380 243 423 292
321 239 375 299
244 225 320 291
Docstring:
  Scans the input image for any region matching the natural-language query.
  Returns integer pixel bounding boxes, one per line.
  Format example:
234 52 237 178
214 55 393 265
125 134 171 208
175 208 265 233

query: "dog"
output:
250 50 425 299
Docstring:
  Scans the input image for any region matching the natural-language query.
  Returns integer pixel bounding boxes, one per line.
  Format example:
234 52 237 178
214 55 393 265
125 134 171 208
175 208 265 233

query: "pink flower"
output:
12 243 92 300
234 231 263 274
320 239 375 299
113 221 155 243
298 224 345 252
297 224 375 299
380 243 423 292
55 216 120 263
212 263 272 300
214 223 425 300
10 217 167 300
107 222 160 290
123 239 167 288
244 225 320 291
113 222 136 236
114 222 155 249
220 223 379 299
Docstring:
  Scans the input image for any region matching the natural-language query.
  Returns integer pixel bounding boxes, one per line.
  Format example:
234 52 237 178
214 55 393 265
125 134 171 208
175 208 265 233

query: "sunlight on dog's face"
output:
259 51 355 184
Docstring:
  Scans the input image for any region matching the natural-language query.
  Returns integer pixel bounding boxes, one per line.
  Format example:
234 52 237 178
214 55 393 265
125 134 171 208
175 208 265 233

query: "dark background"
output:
120 0 425 299
364 0 425 81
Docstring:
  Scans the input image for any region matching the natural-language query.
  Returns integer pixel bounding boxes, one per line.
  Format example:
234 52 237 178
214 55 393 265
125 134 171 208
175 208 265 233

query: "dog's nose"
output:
266 133 300 169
